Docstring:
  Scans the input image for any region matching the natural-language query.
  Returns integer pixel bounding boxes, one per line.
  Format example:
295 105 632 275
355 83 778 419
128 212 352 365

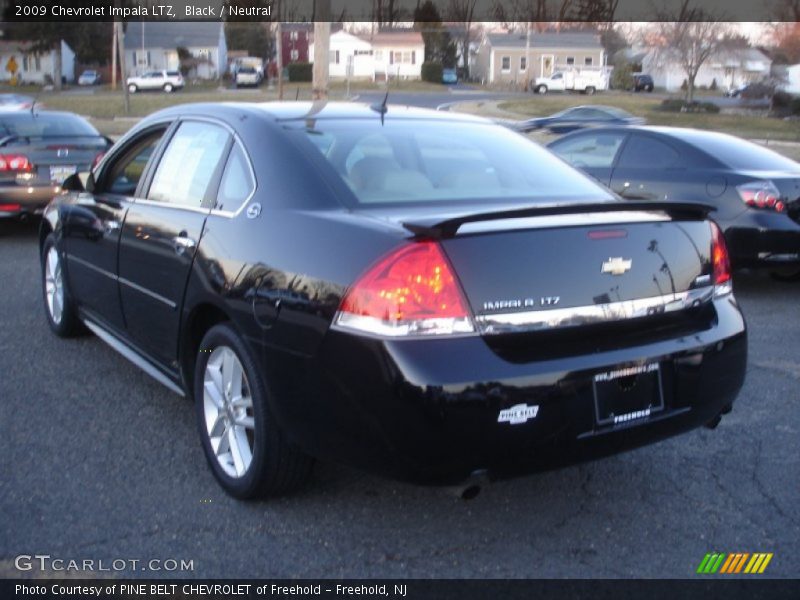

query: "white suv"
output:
127 70 184 93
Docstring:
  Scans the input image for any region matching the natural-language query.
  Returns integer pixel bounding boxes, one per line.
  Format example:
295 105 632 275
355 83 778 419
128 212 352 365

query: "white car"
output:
532 70 607 95
235 67 261 88
78 70 101 86
126 70 184 93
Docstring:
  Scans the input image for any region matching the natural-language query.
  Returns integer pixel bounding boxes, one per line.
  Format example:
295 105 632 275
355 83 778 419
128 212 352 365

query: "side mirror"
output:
63 172 95 193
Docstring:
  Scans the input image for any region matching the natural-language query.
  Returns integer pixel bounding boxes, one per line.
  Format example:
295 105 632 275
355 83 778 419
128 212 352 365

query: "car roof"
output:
549 125 737 144
143 101 493 125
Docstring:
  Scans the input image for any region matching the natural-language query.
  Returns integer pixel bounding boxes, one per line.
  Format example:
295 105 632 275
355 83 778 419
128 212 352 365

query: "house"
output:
282 23 312 64
124 22 227 80
782 64 800 95
473 32 605 85
641 47 772 92
309 29 425 80
0 40 75 85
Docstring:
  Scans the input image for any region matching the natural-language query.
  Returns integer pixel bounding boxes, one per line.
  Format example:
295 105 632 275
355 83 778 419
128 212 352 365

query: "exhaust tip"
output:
705 414 722 430
449 469 489 501
460 484 481 501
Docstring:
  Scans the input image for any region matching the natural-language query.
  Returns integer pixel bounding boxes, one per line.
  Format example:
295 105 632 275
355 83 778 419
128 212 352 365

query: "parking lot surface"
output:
1 219 798 578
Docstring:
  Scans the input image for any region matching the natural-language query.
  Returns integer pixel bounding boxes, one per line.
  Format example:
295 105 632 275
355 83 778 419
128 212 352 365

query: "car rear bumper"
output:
0 184 61 217
724 210 800 268
262 295 747 484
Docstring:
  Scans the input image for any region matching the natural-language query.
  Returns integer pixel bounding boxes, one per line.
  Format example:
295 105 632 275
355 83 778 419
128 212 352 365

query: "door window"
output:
148 121 231 208
103 129 167 196
550 133 625 169
216 143 255 212
617 135 681 169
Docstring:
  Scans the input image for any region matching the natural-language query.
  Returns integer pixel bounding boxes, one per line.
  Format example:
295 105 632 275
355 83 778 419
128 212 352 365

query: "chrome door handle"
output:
173 234 196 254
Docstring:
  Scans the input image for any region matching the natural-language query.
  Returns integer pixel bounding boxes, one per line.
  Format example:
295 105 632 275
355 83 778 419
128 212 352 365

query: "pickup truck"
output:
532 70 607 95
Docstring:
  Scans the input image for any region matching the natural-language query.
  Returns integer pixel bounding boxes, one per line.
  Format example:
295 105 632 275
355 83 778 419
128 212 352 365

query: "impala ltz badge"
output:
601 257 632 275
497 404 539 425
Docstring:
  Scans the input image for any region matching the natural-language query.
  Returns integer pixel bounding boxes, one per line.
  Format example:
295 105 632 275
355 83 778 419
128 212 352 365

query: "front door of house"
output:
541 55 554 77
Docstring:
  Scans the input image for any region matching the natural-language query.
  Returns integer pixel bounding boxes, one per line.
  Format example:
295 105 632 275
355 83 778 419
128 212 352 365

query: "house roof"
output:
359 31 424 47
486 32 602 51
124 22 222 49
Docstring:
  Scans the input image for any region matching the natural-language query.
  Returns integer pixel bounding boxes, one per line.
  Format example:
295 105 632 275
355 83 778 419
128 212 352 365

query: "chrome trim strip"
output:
476 287 715 335
67 254 117 281
118 276 177 309
82 319 185 397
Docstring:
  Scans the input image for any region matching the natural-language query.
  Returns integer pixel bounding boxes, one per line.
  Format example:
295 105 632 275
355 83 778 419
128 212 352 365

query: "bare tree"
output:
651 1 728 104
446 0 478 77
773 0 800 20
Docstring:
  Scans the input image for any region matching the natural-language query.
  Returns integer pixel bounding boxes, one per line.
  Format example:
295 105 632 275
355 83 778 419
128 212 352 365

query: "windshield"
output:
0 113 100 138
297 118 613 206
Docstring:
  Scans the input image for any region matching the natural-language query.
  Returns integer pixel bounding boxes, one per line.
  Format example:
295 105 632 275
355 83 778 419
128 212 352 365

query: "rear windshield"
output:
239 68 257 74
166 71 181 77
298 118 612 206
0 113 99 138
682 132 800 172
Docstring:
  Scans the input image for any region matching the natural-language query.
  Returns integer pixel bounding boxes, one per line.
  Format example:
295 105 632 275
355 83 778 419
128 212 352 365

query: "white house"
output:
641 47 772 92
310 30 425 80
0 40 75 85
124 22 227 80
782 64 800 95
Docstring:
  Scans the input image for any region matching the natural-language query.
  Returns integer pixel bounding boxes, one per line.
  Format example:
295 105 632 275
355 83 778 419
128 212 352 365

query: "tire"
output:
646 85 654 92
127 84 137 94
769 267 800 282
536 85 548 95
163 83 174 93
194 323 314 499
41 234 83 337
585 86 596 95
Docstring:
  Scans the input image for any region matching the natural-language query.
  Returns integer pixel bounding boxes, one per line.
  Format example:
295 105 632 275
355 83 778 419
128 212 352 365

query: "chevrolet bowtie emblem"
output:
601 257 632 275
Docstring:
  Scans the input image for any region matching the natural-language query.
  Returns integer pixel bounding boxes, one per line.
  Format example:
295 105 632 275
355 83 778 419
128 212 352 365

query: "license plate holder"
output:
49 165 77 184
593 363 664 426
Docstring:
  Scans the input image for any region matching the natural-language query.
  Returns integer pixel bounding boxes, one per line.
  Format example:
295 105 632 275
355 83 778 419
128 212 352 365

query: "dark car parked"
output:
517 105 645 135
547 126 800 274
0 110 109 219
40 103 746 498
632 74 654 92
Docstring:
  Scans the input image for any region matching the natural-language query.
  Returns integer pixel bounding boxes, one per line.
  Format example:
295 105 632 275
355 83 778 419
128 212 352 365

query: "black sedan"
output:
0 110 109 219
516 105 645 134
40 103 746 498
547 126 800 273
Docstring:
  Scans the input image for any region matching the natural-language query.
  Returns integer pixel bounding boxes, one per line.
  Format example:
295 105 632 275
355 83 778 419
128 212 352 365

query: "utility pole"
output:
524 22 531 92
276 21 283 100
111 22 117 90
116 21 129 114
312 0 331 101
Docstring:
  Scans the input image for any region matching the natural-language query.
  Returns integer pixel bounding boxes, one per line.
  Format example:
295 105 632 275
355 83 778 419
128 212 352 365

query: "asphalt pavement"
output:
1 218 798 579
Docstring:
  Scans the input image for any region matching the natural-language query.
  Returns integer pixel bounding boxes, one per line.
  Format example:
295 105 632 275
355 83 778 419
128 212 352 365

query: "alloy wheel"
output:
44 246 64 325
203 346 255 478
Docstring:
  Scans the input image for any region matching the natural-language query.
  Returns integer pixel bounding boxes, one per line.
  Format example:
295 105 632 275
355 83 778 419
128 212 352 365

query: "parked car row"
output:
1 97 795 500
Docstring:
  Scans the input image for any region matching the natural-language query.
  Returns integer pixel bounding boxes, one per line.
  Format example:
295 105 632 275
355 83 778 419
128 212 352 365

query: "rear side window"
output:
551 133 626 168
148 121 230 208
617 135 681 169
299 119 612 206
216 143 255 212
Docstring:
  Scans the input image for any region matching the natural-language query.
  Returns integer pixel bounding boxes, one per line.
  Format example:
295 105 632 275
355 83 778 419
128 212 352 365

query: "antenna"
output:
369 90 389 125
30 89 42 117
296 87 300 101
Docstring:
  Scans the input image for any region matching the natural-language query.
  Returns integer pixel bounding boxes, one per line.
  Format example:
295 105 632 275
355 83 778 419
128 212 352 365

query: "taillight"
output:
0 154 32 172
334 241 475 337
710 221 732 296
737 181 785 213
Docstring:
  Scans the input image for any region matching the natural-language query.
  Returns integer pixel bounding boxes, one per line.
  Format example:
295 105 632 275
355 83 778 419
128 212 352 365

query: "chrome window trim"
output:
475 287 716 335
130 115 258 219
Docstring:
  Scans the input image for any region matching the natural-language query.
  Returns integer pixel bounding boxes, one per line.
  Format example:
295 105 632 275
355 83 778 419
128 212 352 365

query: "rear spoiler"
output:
402 201 716 240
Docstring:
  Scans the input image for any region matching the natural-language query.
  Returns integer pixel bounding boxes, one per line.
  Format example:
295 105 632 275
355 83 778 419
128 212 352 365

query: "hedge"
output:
421 62 443 83
658 99 720 114
287 62 312 82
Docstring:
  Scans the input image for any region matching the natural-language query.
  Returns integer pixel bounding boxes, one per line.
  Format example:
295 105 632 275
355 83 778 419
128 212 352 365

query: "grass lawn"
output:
498 92 800 143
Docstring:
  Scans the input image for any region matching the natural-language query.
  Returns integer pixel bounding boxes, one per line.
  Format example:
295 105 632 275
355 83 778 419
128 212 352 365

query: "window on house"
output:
35 56 41 71
390 51 415 64
520 56 527 71
566 57 575 66
290 31 298 40
585 57 593 66
22 56 28 71
330 50 340 65
290 49 299 61
501 56 510 71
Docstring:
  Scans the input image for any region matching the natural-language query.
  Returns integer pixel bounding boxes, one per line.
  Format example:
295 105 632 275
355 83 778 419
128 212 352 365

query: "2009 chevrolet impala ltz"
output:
40 102 746 498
